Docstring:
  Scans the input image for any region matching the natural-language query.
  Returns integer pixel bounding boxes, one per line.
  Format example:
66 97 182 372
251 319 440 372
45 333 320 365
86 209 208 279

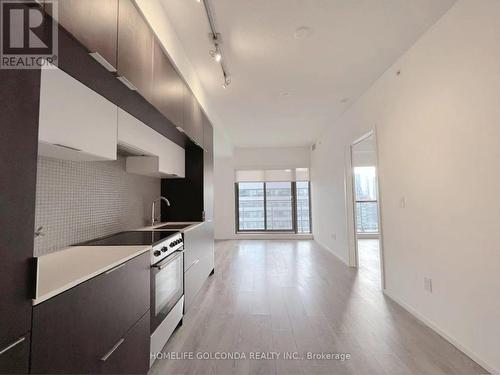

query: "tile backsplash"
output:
34 156 160 256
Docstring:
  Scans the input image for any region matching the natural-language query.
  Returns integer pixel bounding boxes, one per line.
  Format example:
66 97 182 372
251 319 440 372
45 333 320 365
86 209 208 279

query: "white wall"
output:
310 1 500 372
214 144 310 239
234 146 310 170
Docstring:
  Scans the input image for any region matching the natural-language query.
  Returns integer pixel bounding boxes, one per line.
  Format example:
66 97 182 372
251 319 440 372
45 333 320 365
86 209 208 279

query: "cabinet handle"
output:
116 76 138 91
89 52 117 73
100 338 125 362
53 143 82 152
185 258 199 272
105 262 126 275
0 336 25 356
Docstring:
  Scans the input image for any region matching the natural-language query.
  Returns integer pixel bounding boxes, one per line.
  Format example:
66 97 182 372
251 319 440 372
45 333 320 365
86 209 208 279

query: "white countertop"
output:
33 222 204 306
139 221 204 233
33 245 150 306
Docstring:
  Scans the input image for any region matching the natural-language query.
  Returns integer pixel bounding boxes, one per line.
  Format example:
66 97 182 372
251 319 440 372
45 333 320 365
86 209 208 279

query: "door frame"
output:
345 129 386 289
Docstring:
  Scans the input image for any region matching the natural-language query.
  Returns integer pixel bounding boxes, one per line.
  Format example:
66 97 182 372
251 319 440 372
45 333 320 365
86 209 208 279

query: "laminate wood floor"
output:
357 239 382 287
149 240 487 375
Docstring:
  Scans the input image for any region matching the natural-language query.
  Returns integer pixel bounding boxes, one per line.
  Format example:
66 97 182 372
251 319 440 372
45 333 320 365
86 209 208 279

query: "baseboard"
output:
235 233 313 240
314 239 349 266
383 290 497 375
215 234 314 240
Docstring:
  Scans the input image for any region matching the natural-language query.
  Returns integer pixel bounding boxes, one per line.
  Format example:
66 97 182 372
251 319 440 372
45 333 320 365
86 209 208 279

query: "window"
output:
354 166 379 233
235 169 311 233
296 181 311 234
266 182 293 230
237 182 265 230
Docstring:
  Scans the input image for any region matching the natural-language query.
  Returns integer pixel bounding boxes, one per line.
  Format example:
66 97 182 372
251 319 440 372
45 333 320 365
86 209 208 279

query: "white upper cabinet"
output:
117 108 185 178
38 67 118 161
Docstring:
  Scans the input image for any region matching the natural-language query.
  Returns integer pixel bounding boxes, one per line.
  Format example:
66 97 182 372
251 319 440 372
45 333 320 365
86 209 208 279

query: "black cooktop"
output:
78 231 178 246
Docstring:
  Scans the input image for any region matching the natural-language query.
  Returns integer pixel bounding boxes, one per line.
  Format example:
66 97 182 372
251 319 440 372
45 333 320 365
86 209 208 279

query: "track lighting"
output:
209 46 222 62
222 74 231 89
201 0 231 88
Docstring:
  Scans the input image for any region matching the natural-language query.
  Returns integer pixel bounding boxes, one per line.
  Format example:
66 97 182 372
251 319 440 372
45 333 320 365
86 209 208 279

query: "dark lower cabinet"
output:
0 334 30 375
30 253 150 374
99 312 150 375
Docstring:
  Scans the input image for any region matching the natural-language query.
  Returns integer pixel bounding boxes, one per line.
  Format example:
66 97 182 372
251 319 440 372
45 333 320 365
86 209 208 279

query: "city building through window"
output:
235 169 311 233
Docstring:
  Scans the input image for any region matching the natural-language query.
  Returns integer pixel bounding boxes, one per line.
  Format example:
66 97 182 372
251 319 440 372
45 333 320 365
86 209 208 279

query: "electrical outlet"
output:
400 196 406 208
424 277 433 293
331 233 337 240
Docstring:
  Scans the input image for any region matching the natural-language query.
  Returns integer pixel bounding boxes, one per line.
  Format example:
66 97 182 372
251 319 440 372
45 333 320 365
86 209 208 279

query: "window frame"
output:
235 181 311 234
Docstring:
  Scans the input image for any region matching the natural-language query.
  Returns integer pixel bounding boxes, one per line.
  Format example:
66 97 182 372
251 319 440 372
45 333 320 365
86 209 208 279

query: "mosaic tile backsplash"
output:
34 156 160 256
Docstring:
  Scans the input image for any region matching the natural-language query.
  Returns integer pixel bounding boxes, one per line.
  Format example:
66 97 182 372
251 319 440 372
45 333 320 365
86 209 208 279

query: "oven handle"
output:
153 250 184 270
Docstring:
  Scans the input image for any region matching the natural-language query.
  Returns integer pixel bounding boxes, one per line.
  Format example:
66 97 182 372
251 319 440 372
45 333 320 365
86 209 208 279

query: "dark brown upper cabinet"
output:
152 39 184 128
46 0 118 70
203 114 214 221
183 89 204 146
117 0 154 102
0 68 38 375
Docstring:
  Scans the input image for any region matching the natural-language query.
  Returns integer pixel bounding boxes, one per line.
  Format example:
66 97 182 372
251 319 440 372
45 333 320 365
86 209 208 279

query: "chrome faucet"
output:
151 196 171 226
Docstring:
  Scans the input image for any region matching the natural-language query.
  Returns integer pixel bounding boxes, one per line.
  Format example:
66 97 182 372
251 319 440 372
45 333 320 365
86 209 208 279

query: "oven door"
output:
150 250 184 333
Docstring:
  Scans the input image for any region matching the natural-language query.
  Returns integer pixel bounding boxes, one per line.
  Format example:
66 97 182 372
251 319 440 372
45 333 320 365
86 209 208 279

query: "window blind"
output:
235 168 309 182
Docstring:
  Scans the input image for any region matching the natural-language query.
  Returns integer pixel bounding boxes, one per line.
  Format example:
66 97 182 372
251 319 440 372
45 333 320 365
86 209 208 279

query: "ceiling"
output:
159 0 456 148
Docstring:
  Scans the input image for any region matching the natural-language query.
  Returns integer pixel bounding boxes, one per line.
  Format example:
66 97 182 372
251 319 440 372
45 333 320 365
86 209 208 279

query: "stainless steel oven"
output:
149 231 185 366
150 249 183 333
75 229 185 366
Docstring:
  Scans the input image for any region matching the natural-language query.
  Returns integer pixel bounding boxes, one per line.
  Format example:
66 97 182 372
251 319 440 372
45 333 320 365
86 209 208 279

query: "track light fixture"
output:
200 0 231 88
209 44 222 62
222 74 231 89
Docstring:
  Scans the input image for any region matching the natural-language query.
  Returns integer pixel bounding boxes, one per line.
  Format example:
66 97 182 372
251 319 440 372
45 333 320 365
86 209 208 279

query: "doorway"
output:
350 133 384 288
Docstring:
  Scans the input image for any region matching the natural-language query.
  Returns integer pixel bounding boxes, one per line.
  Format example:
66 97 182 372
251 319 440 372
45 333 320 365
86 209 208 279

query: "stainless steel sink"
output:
155 223 193 230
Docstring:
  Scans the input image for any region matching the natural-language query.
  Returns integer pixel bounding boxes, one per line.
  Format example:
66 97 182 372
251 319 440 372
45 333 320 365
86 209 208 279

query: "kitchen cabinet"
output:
0 69 38 375
185 251 214 310
46 0 118 71
38 66 118 161
0 334 30 374
161 145 203 221
31 253 150 374
117 0 154 102
203 113 214 221
183 89 204 146
152 38 184 128
118 108 185 178
99 313 150 375
183 222 215 310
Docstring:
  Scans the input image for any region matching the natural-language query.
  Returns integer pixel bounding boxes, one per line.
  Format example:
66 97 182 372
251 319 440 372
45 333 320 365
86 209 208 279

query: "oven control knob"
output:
161 246 168 252
169 242 175 247
153 250 161 257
